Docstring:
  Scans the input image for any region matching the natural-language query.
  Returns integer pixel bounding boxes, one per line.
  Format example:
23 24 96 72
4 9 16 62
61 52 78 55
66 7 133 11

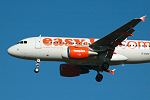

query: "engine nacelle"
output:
69 46 89 58
60 64 89 77
61 46 98 59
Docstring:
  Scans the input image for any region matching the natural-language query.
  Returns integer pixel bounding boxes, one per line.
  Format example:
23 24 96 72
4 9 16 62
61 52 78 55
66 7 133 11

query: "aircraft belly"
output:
110 54 128 61
39 48 63 60
63 58 125 66
115 47 150 62
21 47 63 60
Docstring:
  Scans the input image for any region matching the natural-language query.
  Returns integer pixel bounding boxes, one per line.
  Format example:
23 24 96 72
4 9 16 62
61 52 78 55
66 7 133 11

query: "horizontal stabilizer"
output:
106 69 116 75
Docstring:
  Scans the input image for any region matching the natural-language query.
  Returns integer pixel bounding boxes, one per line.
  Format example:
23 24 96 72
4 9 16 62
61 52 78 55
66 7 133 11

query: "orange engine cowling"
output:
61 46 98 59
69 46 89 59
60 64 89 77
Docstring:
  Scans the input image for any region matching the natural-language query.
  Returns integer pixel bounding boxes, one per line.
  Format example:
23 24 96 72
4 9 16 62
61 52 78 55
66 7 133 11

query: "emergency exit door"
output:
35 36 42 49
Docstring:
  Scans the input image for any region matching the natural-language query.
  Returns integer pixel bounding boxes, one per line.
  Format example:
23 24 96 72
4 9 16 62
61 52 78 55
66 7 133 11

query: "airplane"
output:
7 15 150 82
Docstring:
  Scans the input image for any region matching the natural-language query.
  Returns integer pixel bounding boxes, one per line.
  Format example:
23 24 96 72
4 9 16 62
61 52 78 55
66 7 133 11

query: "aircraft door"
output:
35 36 42 49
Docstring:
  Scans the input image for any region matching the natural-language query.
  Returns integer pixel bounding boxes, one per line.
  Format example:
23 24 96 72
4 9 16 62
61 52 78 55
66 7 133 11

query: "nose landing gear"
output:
34 59 40 73
34 67 39 73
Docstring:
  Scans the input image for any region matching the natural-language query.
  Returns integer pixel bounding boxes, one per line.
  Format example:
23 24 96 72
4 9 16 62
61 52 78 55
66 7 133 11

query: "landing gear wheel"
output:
34 68 39 73
95 74 103 82
34 59 40 73
102 62 109 71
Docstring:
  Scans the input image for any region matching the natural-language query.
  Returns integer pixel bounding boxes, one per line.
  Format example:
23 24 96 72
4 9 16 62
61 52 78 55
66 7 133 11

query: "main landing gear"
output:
95 73 103 82
95 62 109 82
101 62 109 71
34 59 40 73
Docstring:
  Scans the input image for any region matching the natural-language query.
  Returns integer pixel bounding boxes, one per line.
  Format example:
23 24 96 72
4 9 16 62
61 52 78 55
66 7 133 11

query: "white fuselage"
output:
7 37 150 66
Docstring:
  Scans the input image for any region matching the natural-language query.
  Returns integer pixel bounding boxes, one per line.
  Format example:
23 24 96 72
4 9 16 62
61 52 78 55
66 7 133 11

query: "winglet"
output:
139 15 146 22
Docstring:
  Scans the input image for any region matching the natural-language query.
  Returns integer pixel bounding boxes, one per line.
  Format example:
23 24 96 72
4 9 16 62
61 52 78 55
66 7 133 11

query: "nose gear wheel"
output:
34 59 40 73
34 67 39 73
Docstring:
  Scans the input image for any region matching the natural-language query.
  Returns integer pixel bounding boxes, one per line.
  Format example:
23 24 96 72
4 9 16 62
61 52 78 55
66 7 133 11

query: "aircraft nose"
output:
7 46 14 56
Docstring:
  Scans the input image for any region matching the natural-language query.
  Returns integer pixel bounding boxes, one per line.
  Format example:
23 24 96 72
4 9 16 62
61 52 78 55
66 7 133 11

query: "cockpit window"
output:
18 41 27 44
24 41 27 44
18 41 23 44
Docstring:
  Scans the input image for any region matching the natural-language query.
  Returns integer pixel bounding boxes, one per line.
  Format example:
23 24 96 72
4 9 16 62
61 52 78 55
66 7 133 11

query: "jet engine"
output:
60 64 89 77
61 46 98 59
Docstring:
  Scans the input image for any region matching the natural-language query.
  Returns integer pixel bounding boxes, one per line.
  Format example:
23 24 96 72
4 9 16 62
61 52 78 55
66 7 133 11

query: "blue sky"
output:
0 0 150 100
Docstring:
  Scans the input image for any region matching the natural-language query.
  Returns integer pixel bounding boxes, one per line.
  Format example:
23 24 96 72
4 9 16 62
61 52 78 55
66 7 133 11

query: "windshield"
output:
17 41 27 44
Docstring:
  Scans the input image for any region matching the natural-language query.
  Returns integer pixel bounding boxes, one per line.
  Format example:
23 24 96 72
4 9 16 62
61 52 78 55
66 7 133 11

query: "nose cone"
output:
7 46 14 56
7 45 25 59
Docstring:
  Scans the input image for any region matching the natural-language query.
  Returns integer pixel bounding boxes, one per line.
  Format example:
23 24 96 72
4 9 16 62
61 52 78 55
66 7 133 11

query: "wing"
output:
89 15 146 59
